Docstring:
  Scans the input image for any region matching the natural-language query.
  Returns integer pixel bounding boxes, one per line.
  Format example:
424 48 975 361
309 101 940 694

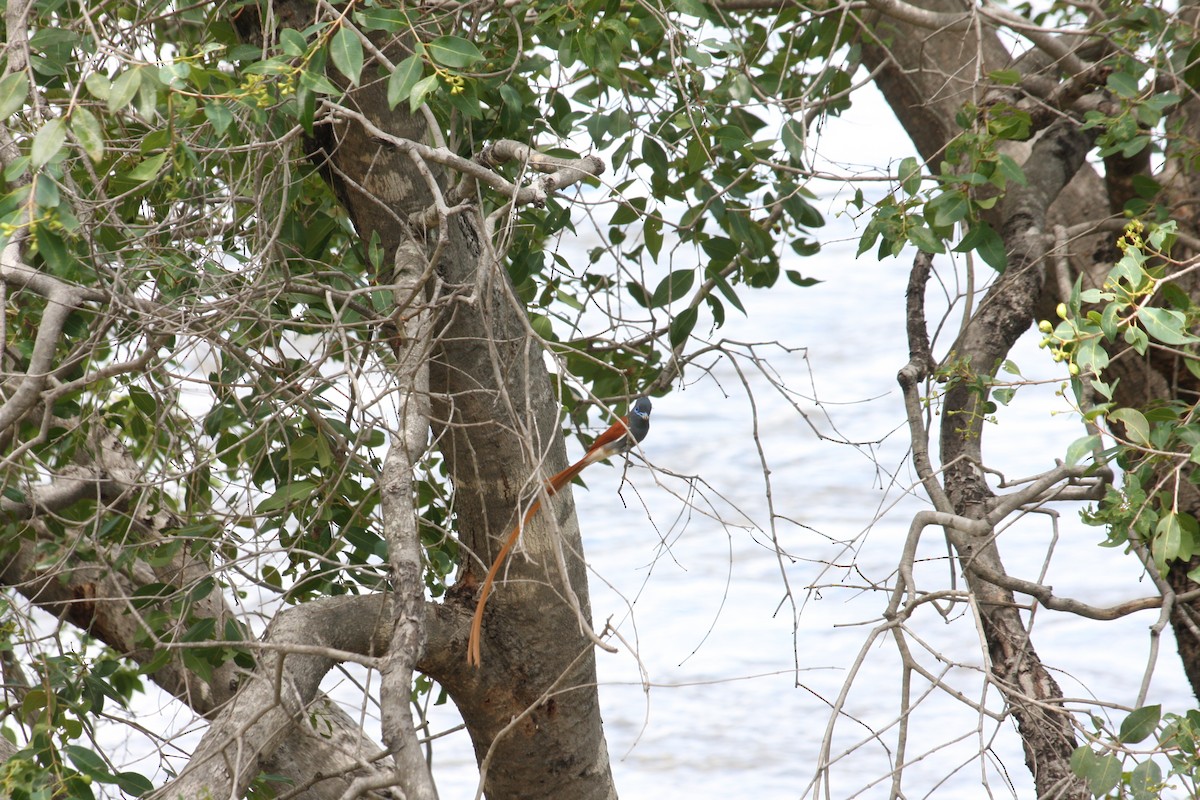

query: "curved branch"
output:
0 256 105 435
149 595 395 800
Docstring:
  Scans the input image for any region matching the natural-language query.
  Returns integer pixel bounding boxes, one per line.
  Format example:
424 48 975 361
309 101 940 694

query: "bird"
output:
467 397 652 667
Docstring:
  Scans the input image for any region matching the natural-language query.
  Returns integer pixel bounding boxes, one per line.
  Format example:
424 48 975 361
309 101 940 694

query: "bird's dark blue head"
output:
627 397 652 443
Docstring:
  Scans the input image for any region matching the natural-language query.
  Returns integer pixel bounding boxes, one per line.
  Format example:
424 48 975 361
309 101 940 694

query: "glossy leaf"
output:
1120 704 1162 744
651 269 695 307
925 190 969 230
388 55 423 110
410 73 439 112
330 26 364 86
898 156 921 195
427 35 483 68
114 770 155 796
955 222 1006 272
669 306 698 348
31 118 66 168
127 152 168 182
1109 407 1150 446
70 108 104 162
1138 306 1197 345
1065 434 1100 466
108 68 141 112
0 72 28 119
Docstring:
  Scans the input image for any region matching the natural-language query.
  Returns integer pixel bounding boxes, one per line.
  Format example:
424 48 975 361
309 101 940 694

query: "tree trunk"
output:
257 3 620 795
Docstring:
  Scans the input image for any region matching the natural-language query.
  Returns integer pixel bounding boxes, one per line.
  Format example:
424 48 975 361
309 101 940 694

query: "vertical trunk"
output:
254 4 620 795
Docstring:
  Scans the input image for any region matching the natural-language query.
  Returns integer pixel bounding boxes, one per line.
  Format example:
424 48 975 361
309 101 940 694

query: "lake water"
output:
81 89 1197 799
418 92 1197 799
414 228 1196 799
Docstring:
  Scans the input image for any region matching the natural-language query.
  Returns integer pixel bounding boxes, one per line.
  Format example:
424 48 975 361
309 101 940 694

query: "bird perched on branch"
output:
467 397 652 666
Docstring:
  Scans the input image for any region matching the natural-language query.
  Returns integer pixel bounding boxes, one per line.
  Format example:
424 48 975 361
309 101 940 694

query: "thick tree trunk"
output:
259 4 620 795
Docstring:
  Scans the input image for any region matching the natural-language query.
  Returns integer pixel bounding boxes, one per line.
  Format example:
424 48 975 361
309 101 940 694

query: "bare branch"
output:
375 240 439 800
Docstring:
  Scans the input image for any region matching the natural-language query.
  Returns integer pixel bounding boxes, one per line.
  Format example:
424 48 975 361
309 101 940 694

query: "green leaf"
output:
84 72 111 101
610 197 647 225
409 73 438 112
1107 70 1140 99
627 280 649 308
1148 220 1177 251
1186 41 1200 93
1120 704 1162 744
1124 324 1149 355
1138 306 1197 346
644 216 663 260
387 55 423 110
205 101 234 135
1108 407 1149 445
710 269 745 314
641 137 668 179
126 152 168 182
108 67 142 112
1064 434 1099 465
255 479 318 514
65 744 116 780
279 27 308 57
1074 335 1109 373
427 35 483 68
988 68 1021 85
34 172 59 207
1090 378 1114 400
1154 514 1181 570
925 190 969 229
299 67 341 96
786 270 819 287
114 770 155 796
0 72 28 120
70 108 104 162
669 306 698 348
31 118 66 168
1087 753 1122 796
955 222 1006 272
330 26 364 85
530 313 554 340
651 269 695 307
1129 758 1163 800
898 156 921 196
781 118 805 163
906 224 944 254
1111 248 1147 288
1069 744 1092 777
996 154 1026 186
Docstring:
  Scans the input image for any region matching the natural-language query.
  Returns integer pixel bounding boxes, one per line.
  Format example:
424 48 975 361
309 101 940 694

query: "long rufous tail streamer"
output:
467 398 652 666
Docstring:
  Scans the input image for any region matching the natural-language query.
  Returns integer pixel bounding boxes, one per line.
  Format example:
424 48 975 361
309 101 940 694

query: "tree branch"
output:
375 240 439 800
150 595 396 800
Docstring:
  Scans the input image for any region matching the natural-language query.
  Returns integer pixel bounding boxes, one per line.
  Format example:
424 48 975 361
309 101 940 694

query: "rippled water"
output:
422 96 1196 798
417 230 1196 800
83 90 1195 799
